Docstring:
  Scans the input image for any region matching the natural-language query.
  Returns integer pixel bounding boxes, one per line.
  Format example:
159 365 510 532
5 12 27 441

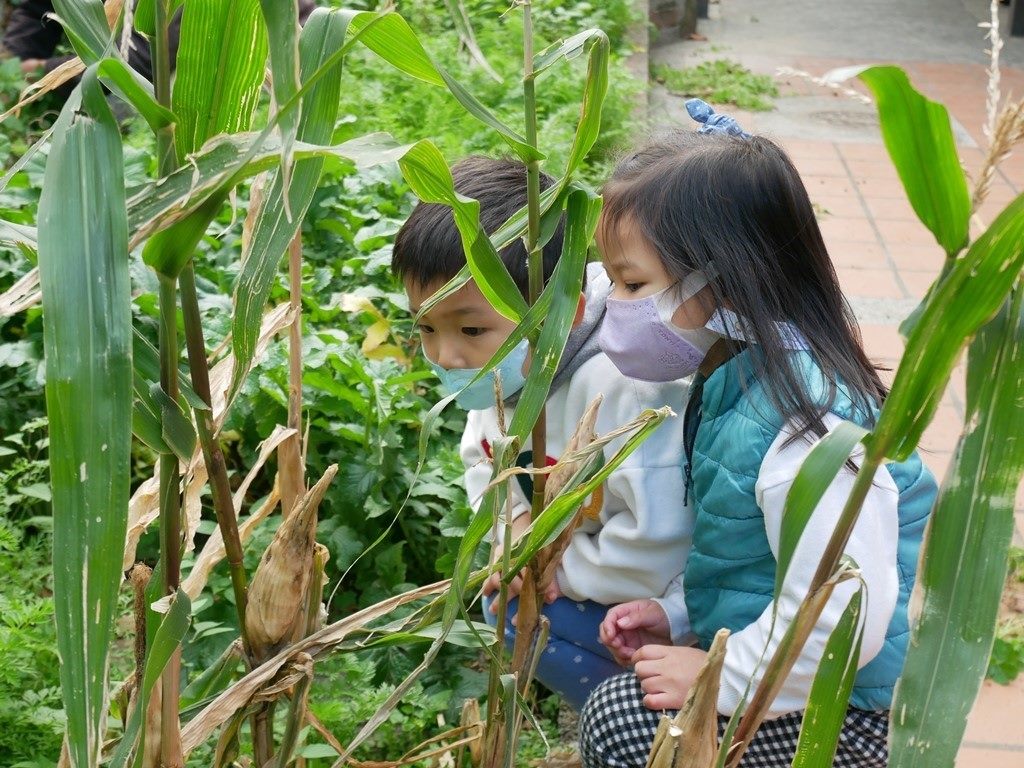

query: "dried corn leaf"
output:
180 580 451 753
0 267 41 318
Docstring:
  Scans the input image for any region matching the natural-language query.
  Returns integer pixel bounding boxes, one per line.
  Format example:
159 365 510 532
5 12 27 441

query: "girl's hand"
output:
599 600 672 666
631 645 709 710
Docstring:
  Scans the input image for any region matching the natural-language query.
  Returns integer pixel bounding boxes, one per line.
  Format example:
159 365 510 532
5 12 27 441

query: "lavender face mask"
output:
598 273 719 382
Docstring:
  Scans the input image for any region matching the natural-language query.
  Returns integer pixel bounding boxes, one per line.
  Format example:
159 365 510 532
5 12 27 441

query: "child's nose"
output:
435 339 465 370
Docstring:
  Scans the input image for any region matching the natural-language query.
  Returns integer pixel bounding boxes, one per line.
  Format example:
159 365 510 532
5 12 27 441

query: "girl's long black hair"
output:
601 130 887 439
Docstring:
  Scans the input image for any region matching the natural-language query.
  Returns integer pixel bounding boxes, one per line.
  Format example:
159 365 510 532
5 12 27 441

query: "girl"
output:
580 102 937 767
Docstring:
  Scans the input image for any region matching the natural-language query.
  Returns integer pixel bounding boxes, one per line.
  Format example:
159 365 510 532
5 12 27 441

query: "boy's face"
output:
405 278 519 370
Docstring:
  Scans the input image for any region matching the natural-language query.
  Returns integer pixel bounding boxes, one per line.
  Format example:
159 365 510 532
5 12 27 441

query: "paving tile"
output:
844 158 902 182
956 746 1024 768
828 240 890 270
855 176 915 199
888 243 947 272
860 324 904 361
836 143 890 162
777 138 840 160
836 267 905 299
863 195 919 222
900 270 940 300
789 155 848 177
920 404 965 455
801 174 857 197
811 194 867 218
963 678 1024 748
818 216 879 244
922 450 954 482
876 218 946 248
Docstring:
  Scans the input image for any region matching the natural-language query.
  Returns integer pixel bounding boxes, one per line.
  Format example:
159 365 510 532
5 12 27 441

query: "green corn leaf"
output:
37 71 132 768
132 328 205 411
133 373 167 453
872 192 1024 461
51 0 112 63
150 383 197 461
507 190 598 439
171 0 267 160
142 194 224 278
347 12 541 162
257 0 301 203
109 590 192 768
776 421 868 597
398 140 530 322
792 589 864 768
230 8 350 397
890 283 1024 768
180 639 244 708
95 58 176 131
851 65 970 256
127 132 410 250
134 0 182 37
555 30 609 181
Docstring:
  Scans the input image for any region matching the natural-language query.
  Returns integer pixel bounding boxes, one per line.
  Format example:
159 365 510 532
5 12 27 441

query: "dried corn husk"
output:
646 629 730 768
245 465 337 657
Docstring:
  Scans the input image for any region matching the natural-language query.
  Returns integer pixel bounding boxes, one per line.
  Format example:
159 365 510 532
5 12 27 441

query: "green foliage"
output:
652 58 778 111
0 421 62 764
329 0 641 183
987 547 1024 685
987 620 1024 685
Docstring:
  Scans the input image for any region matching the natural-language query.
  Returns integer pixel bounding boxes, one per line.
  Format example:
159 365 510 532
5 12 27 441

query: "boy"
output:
391 156 692 709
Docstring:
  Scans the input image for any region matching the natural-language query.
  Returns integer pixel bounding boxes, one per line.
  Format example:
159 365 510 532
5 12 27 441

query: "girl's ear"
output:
572 293 586 328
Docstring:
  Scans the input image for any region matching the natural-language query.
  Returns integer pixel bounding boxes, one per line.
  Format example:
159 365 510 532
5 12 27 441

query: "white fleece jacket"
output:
460 351 693 607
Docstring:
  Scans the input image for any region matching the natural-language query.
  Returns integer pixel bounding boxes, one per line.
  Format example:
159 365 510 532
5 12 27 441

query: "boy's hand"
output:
482 514 532 612
631 645 708 710
600 599 672 666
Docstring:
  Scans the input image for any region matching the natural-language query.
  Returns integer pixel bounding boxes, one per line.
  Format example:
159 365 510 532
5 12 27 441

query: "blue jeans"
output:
482 593 624 710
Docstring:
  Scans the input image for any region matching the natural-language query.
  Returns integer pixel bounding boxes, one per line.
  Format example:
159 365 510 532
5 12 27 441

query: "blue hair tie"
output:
685 98 751 139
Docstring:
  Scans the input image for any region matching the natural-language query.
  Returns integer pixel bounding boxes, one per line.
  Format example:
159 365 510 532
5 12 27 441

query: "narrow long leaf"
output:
507 190 598 438
126 132 410 253
398 140 530 322
890 282 1024 768
826 65 971 256
873 192 1024 461
109 590 192 768
171 0 267 159
791 589 864 768
230 8 350 396
52 0 112 63
776 421 868 596
257 0 301 171
38 71 132 768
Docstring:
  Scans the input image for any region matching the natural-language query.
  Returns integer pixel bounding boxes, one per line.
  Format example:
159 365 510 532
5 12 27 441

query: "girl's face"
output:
598 214 715 329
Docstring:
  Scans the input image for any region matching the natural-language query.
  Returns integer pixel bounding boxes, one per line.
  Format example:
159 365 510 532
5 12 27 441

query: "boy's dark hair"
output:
392 156 566 298
601 131 888 440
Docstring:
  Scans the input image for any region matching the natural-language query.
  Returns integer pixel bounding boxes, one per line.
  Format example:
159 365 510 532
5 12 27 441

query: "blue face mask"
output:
426 338 530 411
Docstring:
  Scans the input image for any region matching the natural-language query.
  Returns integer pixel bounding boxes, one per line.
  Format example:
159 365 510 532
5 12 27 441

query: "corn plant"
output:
2 0 659 765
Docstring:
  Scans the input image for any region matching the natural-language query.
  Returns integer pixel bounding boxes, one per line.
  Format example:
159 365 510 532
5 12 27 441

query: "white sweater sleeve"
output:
556 361 693 605
652 573 697 646
716 413 900 717
460 409 531 544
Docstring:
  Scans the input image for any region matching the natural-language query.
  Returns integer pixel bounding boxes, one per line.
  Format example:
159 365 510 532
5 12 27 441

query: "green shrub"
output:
652 58 778 111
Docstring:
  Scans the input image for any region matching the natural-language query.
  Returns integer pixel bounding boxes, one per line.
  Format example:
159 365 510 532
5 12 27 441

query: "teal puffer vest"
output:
682 350 936 712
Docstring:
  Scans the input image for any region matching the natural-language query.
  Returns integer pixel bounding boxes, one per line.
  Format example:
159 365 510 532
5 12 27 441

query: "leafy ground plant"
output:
988 546 1024 684
652 58 778 111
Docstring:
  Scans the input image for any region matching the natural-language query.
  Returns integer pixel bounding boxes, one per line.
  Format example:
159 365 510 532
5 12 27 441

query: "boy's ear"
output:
571 293 586 328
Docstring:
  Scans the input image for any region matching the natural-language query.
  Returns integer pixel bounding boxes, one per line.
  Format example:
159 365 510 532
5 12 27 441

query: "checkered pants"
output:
579 673 889 768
